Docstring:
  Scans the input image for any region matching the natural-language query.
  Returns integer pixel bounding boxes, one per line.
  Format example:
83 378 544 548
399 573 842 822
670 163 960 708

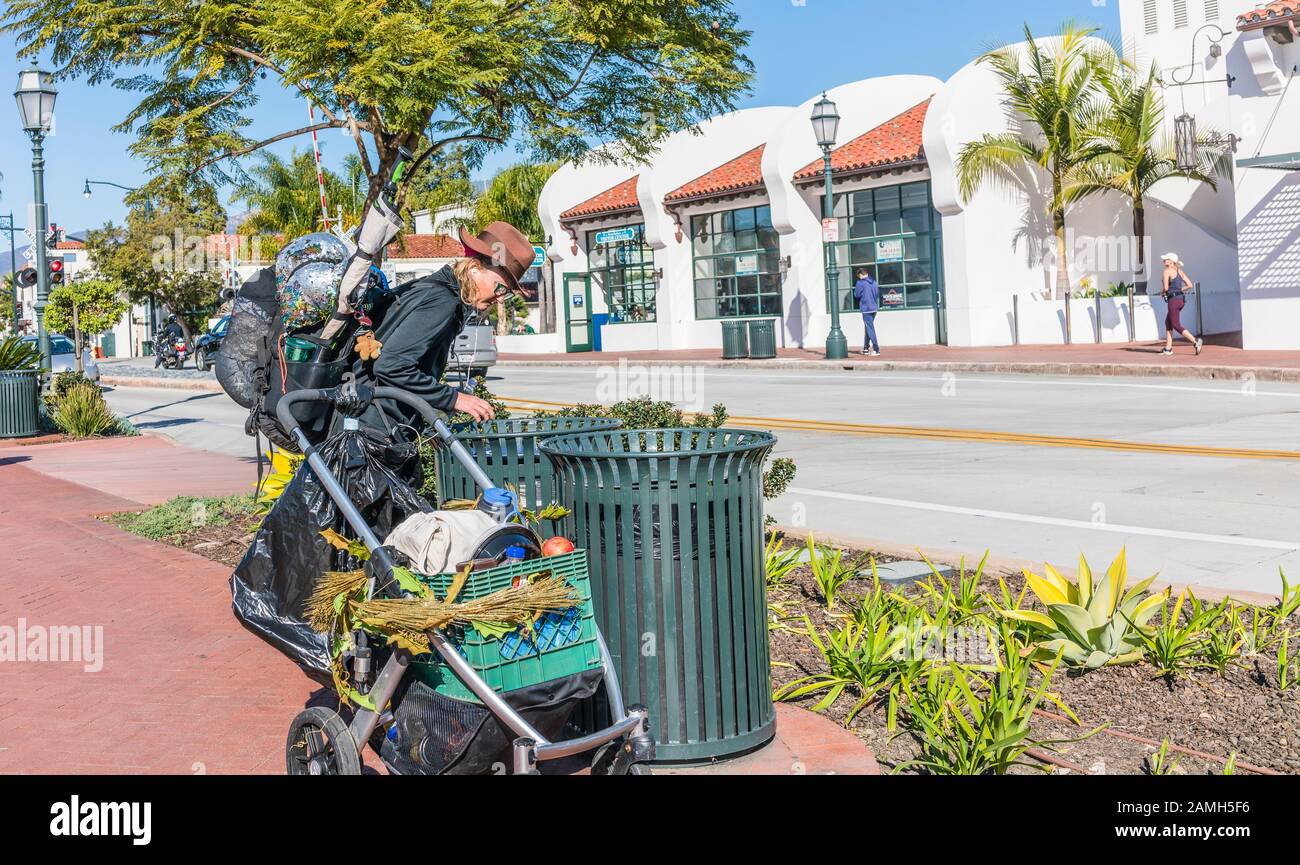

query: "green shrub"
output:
51 382 119 438
43 370 93 414
0 335 40 371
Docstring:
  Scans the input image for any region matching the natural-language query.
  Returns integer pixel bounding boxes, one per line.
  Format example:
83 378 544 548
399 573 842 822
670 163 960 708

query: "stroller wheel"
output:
286 707 362 776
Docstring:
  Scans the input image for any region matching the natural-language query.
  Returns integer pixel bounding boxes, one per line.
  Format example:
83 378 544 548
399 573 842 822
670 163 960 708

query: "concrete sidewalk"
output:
500 339 1300 382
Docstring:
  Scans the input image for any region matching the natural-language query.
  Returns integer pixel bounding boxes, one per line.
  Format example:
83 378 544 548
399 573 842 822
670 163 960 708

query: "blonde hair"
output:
452 257 481 306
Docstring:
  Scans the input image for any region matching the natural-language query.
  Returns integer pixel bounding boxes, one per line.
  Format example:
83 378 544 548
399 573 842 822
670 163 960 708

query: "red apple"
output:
541 536 576 557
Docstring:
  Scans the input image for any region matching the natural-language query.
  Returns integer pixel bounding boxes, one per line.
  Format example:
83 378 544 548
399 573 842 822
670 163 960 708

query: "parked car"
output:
195 315 229 372
446 314 497 380
20 334 99 381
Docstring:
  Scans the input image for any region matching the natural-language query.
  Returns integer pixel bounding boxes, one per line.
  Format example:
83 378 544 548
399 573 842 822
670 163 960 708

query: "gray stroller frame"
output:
276 387 654 775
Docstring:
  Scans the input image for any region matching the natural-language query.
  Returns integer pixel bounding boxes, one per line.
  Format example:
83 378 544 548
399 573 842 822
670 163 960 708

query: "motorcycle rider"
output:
154 315 186 368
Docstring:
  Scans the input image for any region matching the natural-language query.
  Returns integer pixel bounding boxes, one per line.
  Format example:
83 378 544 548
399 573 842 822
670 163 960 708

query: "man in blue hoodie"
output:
852 268 881 356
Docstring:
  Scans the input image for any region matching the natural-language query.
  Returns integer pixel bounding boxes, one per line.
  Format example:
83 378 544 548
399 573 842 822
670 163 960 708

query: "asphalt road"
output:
104 366 1300 596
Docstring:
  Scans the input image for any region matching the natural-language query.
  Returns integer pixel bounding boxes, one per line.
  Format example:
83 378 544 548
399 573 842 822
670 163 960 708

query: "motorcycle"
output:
154 337 192 370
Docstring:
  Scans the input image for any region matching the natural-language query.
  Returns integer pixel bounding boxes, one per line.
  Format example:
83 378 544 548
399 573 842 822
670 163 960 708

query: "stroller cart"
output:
269 386 654 776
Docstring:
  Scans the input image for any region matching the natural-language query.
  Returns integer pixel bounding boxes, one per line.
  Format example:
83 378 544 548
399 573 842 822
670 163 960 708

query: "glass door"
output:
564 273 593 353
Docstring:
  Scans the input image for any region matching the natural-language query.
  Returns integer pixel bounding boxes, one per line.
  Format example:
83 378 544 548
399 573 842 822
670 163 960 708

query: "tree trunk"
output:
496 299 509 336
1051 174 1071 301
73 299 83 375
1133 199 1147 295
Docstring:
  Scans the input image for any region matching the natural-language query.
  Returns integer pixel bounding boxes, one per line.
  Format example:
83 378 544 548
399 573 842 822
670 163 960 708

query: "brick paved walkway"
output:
0 436 877 775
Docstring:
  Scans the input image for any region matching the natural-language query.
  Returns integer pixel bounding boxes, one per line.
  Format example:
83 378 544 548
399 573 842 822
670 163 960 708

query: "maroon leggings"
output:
1165 295 1187 334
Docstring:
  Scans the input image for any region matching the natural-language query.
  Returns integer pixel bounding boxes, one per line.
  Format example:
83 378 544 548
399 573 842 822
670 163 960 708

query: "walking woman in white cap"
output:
1160 253 1203 356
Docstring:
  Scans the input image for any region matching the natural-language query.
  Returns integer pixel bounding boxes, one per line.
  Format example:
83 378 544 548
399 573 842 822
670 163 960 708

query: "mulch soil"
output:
110 499 1299 776
768 559 1300 776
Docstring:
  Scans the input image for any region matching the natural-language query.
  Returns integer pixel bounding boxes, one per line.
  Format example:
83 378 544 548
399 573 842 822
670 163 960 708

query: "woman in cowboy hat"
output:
1159 253 1203 357
351 221 536 437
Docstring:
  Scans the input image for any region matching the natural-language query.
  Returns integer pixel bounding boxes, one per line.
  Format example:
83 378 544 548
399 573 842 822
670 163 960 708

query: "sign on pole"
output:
821 218 839 243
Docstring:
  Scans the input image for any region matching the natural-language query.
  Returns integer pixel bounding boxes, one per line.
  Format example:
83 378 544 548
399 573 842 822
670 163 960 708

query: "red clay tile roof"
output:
1238 1 1299 30
386 234 466 260
54 240 84 250
559 175 641 221
793 99 931 182
664 145 767 204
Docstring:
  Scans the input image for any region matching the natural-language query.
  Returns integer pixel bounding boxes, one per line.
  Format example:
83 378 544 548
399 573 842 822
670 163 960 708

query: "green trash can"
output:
747 319 777 359
0 370 41 439
142 339 154 357
541 427 778 763
437 417 623 514
720 320 748 360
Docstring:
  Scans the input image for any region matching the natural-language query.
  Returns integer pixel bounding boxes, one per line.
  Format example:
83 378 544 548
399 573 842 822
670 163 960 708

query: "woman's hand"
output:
454 391 495 422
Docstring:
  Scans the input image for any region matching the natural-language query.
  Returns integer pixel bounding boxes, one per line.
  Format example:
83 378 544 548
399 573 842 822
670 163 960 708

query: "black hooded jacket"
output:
354 265 466 436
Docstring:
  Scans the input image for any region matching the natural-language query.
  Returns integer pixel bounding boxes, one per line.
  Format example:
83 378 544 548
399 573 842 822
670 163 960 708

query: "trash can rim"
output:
448 416 623 438
539 426 776 459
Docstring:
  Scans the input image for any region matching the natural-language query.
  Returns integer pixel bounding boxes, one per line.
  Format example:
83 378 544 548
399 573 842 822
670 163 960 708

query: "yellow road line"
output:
497 396 1300 462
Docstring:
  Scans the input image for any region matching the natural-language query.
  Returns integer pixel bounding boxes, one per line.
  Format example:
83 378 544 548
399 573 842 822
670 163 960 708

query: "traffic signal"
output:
46 223 60 250
48 259 64 286
16 267 37 288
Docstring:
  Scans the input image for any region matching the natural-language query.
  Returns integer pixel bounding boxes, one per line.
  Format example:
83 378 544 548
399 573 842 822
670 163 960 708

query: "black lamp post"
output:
812 94 849 360
84 178 153 216
14 63 58 375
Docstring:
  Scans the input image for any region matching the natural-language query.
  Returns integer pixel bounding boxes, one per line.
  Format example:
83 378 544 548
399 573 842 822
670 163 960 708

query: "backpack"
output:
215 266 360 454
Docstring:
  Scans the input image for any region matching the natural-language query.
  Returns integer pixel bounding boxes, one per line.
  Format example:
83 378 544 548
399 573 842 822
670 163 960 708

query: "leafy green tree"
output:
0 273 14 335
45 279 130 371
3 1 753 206
1061 59 1232 292
84 178 227 341
956 23 1113 299
404 144 476 224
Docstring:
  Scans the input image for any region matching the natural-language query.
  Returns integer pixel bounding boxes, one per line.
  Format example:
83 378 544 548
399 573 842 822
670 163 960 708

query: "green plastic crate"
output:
410 549 603 703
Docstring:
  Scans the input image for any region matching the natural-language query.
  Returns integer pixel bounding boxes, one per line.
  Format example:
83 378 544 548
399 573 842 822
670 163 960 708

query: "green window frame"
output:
691 204 783 319
586 224 656 323
822 180 943 313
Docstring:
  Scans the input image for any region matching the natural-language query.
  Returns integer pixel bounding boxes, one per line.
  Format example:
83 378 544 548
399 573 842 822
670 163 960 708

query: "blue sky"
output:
0 0 1120 239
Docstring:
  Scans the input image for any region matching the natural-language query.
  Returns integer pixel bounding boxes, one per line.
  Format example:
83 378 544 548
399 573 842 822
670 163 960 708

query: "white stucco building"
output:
523 0 1299 354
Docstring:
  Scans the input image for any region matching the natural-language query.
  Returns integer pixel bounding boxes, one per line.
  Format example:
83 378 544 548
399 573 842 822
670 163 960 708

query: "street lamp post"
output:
14 63 58 375
811 94 849 360
84 179 154 216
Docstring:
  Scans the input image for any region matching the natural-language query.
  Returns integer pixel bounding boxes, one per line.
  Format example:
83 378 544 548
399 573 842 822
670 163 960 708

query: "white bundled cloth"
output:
384 510 499 576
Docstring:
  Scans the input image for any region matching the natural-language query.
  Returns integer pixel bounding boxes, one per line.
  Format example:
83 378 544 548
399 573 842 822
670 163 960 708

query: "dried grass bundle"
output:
306 569 369 631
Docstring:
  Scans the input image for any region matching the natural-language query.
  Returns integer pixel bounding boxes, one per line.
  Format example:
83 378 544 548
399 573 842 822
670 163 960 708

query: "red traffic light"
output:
49 259 64 285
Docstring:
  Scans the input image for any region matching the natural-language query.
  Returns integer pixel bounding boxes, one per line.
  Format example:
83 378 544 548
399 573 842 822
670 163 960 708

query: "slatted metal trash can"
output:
541 427 778 763
436 417 622 513
720 320 749 360
0 370 41 439
747 319 777 359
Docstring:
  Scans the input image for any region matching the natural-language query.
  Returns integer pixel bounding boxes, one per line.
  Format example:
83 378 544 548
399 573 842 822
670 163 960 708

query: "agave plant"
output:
0 335 40 371
999 550 1164 669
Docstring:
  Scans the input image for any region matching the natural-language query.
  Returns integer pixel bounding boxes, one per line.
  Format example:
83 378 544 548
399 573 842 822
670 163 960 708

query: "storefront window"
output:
692 204 783 319
586 224 656 323
823 180 943 312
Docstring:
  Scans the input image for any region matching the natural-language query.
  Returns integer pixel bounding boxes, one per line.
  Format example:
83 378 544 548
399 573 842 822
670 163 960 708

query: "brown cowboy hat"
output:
458 221 535 293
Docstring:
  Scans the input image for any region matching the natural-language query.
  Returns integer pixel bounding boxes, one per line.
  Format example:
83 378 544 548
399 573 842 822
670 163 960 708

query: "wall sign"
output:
876 238 905 263
532 246 546 268
571 294 585 308
594 227 638 245
881 287 906 309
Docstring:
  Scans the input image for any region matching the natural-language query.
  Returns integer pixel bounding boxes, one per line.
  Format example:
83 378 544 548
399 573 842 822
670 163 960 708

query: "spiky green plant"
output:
0 335 40 370
998 550 1164 669
763 534 803 589
775 612 909 723
1135 590 1224 680
805 535 859 610
1145 739 1180 776
51 382 118 438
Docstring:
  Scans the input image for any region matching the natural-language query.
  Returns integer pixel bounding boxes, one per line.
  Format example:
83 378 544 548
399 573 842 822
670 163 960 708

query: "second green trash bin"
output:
720 320 749 360
747 319 777 359
437 416 622 512
541 427 777 763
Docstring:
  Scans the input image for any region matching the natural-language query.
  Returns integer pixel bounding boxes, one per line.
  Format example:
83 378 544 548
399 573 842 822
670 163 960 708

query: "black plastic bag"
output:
230 427 432 681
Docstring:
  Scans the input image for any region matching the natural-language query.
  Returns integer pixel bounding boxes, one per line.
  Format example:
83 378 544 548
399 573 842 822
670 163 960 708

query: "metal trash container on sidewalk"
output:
0 370 41 439
747 319 777 359
437 417 622 513
541 427 777 763
721 320 749 360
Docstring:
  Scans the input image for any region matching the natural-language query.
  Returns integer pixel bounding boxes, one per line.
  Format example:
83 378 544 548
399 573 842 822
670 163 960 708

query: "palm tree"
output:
231 149 362 242
956 23 1114 299
1062 59 1233 292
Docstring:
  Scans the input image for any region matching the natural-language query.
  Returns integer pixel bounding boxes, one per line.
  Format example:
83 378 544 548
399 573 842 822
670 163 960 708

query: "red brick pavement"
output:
0 436 878 776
